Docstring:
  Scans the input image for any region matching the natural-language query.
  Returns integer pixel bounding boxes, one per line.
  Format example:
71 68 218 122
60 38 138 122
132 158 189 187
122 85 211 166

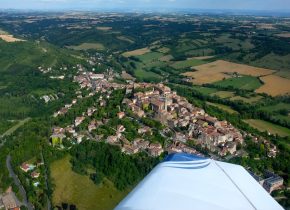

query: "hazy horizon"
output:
1 0 290 13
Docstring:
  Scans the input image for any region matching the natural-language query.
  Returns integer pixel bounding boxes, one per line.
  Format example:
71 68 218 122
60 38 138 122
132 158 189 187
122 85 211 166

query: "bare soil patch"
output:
96 26 112 31
122 47 151 57
117 36 134 43
159 55 173 62
191 56 215 60
121 71 135 80
276 33 290 38
0 35 25 42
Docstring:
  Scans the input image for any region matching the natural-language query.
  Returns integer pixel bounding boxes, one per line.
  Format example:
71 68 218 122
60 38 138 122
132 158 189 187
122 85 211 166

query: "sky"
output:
0 0 290 11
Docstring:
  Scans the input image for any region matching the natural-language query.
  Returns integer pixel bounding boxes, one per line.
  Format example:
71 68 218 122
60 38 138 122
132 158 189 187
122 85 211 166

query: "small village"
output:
50 62 279 160
20 56 278 198
5 63 285 210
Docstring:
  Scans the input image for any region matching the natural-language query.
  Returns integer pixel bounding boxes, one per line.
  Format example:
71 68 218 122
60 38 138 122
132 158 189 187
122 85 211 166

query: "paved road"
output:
0 118 31 148
1 118 31 138
6 155 34 210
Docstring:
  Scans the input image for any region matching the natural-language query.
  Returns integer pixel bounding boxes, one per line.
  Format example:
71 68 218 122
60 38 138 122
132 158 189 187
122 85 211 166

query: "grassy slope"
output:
50 156 129 210
206 102 239 114
244 119 290 137
259 103 290 112
136 52 164 63
0 40 81 119
190 86 218 95
67 42 105 51
213 76 262 91
171 59 205 69
259 103 290 124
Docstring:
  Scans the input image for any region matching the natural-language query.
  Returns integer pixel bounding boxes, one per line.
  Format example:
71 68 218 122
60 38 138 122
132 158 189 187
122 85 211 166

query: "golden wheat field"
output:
256 75 290 96
182 60 275 85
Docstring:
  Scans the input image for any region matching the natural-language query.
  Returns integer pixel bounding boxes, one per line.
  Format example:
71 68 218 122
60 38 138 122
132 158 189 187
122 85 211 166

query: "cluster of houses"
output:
167 141 204 156
51 77 245 158
249 170 284 193
124 83 244 156
37 66 53 74
0 187 21 210
250 134 278 158
38 66 68 80
53 98 78 118
74 72 126 93
51 120 88 147
20 161 43 187
73 65 119 91
40 94 59 103
105 122 164 157
86 52 105 66
50 64 277 161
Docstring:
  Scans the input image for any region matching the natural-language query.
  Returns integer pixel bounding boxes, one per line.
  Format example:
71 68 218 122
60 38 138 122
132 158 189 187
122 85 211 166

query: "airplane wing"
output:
115 153 284 210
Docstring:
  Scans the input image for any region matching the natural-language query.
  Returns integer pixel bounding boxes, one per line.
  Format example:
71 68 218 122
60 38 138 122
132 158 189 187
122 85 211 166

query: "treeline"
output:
70 141 160 190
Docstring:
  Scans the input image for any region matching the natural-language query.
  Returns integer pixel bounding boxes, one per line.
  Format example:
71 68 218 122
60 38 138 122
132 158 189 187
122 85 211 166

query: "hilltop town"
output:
51 65 243 156
46 64 283 195
50 63 279 160
0 11 289 210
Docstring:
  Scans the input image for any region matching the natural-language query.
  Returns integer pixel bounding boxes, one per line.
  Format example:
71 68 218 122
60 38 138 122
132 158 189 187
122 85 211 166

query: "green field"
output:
206 102 239 114
51 156 129 210
259 103 290 112
244 119 290 137
171 59 205 69
157 47 170 53
68 42 105 51
213 76 262 90
259 103 290 124
136 52 164 63
184 48 215 57
134 68 162 81
190 86 218 95
125 51 166 81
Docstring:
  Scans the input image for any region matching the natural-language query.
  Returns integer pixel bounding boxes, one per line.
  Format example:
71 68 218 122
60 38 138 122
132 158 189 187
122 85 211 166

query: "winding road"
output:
6 155 34 210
